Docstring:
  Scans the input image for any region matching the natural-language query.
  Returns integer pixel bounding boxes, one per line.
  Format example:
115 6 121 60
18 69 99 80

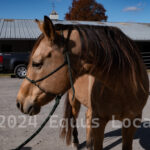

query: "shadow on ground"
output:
78 121 150 150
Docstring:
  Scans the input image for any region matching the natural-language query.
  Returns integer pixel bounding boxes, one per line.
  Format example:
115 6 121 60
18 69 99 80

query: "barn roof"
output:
0 19 150 41
0 19 41 40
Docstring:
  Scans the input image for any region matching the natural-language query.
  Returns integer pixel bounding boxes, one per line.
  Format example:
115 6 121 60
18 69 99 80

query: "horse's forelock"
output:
31 34 44 57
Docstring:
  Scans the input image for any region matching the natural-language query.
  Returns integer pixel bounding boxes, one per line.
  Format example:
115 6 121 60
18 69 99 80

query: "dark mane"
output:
55 24 145 93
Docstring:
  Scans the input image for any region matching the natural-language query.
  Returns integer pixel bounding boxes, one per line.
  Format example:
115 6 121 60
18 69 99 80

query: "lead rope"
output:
62 28 75 101
14 95 62 150
65 52 75 101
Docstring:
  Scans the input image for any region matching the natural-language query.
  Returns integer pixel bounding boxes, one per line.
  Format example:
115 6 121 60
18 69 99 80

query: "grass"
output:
0 73 13 77
147 70 150 73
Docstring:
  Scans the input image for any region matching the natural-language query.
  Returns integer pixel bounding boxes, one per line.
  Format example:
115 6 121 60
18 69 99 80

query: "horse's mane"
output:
33 24 147 94
56 24 147 93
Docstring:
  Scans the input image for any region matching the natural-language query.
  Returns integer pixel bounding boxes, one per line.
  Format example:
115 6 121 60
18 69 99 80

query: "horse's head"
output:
16 16 77 115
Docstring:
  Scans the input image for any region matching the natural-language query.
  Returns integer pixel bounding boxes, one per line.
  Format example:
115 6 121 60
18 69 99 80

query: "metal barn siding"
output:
141 51 150 68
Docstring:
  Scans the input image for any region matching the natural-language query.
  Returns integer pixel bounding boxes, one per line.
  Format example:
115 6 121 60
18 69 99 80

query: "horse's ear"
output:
43 16 55 41
35 19 44 33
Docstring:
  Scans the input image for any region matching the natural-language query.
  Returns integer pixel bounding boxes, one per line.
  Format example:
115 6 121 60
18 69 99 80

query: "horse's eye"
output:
47 52 52 57
32 61 43 68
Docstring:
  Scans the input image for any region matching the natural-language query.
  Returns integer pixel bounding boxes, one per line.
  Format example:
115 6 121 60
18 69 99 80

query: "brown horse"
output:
16 16 149 150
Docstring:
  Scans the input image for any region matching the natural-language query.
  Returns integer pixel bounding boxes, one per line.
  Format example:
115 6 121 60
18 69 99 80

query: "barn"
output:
0 19 150 68
0 19 40 53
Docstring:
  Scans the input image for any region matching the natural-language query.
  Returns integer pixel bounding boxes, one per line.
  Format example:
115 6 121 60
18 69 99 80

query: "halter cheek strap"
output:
61 29 75 101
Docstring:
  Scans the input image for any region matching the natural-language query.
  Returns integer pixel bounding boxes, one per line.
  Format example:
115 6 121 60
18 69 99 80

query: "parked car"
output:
0 54 3 72
0 52 30 78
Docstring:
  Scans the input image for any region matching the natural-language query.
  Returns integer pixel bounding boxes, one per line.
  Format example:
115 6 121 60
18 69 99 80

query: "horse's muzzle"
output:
16 100 40 115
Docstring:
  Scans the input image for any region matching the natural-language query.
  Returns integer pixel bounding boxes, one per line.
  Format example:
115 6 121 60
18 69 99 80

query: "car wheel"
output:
14 64 27 78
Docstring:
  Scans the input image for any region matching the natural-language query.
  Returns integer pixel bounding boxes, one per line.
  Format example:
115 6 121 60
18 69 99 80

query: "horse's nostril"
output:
28 105 33 114
16 102 20 109
16 101 23 112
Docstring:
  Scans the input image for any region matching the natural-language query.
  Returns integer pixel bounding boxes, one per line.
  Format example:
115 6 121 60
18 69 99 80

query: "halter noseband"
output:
25 29 75 100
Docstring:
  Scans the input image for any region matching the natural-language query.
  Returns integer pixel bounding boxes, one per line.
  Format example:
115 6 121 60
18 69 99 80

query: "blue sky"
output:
0 0 149 23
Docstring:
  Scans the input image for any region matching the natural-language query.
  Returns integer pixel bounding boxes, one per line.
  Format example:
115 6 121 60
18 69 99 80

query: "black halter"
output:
25 29 75 100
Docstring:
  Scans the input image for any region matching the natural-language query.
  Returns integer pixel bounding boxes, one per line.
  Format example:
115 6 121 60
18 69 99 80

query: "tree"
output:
65 0 107 21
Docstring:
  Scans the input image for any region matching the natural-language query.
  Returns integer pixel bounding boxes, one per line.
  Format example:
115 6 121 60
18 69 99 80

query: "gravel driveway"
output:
0 76 150 150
